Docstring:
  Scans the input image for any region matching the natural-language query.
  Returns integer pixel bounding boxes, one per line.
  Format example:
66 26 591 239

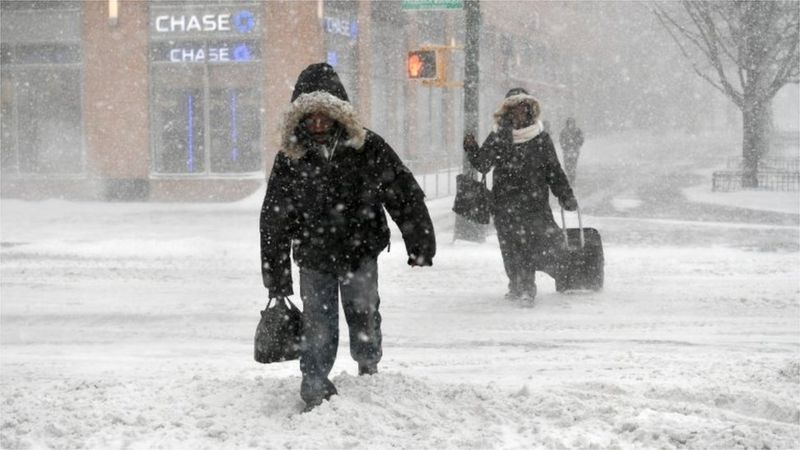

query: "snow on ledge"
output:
683 184 799 215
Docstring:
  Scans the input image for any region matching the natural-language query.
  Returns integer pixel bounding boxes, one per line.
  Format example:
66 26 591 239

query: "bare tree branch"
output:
653 3 711 60
653 0 799 187
685 1 745 104
704 2 744 69
654 0 799 108
766 40 800 100
653 5 743 106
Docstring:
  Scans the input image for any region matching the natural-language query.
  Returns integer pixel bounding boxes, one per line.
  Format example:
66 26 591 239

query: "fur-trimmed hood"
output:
280 63 366 159
280 91 366 159
492 92 542 129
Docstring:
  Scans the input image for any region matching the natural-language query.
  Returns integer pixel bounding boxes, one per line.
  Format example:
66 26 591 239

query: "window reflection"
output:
149 2 262 176
0 2 83 176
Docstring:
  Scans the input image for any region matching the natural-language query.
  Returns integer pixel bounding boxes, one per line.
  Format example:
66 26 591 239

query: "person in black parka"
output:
464 88 577 302
260 63 435 411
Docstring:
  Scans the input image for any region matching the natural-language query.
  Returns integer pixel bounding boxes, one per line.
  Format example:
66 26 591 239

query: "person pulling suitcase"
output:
463 87 578 303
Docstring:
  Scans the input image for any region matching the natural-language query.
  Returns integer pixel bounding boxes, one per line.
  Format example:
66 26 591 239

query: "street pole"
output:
453 0 487 242
463 0 480 170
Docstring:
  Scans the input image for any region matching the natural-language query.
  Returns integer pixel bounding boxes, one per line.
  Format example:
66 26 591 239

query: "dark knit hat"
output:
505 87 529 98
290 63 349 103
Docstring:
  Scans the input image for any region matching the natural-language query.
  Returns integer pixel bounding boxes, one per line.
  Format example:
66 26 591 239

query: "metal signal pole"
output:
463 0 480 167
453 0 487 242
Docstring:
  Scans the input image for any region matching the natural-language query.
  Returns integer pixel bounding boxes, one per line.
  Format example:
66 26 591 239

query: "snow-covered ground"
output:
1 132 799 449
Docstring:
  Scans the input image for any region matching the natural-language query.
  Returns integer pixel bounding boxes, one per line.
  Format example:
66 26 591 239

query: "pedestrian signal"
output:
407 50 437 79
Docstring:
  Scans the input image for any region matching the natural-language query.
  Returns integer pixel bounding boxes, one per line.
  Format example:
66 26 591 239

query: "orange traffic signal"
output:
407 50 437 79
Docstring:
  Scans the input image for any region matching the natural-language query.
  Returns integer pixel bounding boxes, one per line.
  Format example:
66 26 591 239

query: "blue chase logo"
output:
234 10 255 33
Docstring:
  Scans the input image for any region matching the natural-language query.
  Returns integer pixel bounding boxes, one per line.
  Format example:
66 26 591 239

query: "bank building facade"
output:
1 0 462 201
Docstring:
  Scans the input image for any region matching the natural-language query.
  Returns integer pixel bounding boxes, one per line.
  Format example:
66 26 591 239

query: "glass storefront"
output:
0 1 84 176
322 1 359 106
149 2 263 176
369 6 408 156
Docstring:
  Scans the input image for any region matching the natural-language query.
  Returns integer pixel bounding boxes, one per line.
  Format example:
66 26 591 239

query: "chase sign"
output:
150 6 261 64
151 7 259 36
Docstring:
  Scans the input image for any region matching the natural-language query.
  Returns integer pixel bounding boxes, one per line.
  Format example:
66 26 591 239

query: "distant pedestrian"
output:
463 88 577 303
559 117 584 184
260 62 436 411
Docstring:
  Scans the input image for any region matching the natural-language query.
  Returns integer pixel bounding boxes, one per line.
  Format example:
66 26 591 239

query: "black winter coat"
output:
466 127 574 228
260 130 435 297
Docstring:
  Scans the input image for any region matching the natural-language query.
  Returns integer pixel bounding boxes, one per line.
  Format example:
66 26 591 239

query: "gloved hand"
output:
268 289 290 302
463 133 478 152
560 197 578 211
407 254 433 267
268 294 286 304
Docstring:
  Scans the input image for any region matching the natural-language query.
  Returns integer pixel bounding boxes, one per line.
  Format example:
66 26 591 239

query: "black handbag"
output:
452 171 491 224
254 297 303 364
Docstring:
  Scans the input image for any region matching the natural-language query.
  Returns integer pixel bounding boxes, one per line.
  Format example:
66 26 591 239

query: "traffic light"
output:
407 50 438 79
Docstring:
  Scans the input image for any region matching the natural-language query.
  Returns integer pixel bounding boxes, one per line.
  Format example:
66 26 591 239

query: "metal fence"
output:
716 155 800 192
406 158 461 199
712 169 800 192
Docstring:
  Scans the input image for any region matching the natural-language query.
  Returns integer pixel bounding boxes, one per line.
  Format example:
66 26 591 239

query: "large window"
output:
0 1 84 176
149 2 263 176
322 1 359 105
369 6 407 157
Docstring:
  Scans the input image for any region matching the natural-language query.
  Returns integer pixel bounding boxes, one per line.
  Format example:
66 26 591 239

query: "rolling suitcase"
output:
554 207 604 292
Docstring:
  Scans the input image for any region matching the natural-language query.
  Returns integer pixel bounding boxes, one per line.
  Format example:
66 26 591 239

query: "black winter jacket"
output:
468 128 574 224
465 93 574 228
260 63 435 298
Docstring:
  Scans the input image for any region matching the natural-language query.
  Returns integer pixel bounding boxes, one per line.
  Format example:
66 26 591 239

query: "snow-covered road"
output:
1 186 798 448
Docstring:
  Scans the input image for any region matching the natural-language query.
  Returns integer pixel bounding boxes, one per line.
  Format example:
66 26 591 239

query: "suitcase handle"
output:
560 206 585 249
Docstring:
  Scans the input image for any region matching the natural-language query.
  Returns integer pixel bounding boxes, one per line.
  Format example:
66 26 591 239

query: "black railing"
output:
405 157 460 199
712 169 800 192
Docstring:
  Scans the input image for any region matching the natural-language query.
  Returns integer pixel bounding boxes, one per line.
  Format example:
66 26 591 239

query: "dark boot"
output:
301 377 337 411
519 282 537 303
358 362 378 376
505 275 523 300
520 274 537 303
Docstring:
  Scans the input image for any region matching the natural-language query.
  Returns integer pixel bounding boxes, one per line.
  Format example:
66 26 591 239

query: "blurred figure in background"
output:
463 88 577 303
559 117 584 184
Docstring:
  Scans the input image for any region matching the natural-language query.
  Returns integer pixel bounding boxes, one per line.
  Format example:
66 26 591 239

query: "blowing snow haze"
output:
1 1 799 449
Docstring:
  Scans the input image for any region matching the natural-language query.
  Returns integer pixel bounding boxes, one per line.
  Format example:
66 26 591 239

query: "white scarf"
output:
512 121 544 144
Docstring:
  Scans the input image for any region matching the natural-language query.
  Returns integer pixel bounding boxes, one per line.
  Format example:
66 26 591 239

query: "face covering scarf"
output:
512 120 543 144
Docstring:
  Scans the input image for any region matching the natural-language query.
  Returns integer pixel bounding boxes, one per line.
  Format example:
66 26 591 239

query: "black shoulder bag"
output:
452 170 491 224
254 297 303 363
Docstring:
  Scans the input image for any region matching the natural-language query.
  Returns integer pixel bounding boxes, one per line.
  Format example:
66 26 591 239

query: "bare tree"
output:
654 1 799 187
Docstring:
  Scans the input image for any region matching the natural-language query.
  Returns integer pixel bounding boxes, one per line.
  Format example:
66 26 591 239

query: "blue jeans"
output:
298 257 382 404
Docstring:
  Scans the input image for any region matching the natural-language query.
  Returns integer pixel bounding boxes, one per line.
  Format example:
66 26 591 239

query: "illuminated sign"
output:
155 14 231 33
234 10 256 33
153 10 256 34
233 44 252 61
151 41 259 63
170 46 227 63
327 51 338 67
407 50 437 79
150 7 261 64
324 16 358 40
169 44 253 63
